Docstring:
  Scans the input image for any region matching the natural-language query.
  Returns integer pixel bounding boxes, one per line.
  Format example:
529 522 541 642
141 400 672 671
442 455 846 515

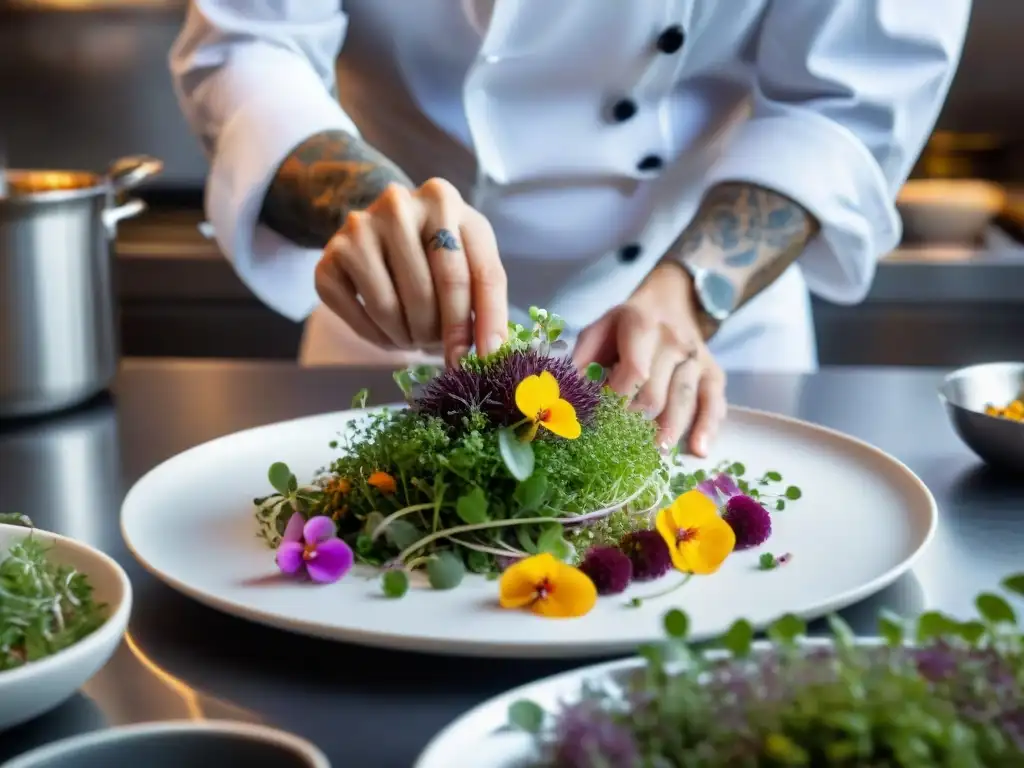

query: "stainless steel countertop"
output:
1 361 1021 767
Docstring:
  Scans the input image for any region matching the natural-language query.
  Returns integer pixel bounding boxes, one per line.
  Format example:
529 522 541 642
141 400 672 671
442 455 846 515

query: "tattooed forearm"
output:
666 183 818 338
259 130 412 249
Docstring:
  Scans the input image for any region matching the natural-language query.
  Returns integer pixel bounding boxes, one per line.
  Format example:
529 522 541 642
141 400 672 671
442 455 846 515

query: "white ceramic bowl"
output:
5 720 330 768
0 524 132 731
897 179 1006 244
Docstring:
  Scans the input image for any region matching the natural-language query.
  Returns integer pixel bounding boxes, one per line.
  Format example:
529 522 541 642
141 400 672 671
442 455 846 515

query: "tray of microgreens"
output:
503 572 1024 766
252 308 803 614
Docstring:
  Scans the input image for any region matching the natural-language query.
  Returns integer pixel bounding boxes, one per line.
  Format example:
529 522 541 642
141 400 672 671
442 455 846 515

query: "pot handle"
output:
107 155 164 193
102 198 147 236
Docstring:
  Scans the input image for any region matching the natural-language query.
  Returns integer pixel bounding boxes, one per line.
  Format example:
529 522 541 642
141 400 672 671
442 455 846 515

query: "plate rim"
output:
120 404 938 658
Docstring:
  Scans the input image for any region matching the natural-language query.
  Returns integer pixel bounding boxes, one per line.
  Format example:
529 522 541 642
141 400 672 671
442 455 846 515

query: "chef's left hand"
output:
572 263 726 457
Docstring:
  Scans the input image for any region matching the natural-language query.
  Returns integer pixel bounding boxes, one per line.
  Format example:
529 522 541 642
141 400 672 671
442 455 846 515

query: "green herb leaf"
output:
536 524 567 558
393 369 414 398
0 513 33 528
351 388 369 409
627 597 643 609
498 427 535 481
508 700 544 734
827 614 856 648
976 593 1017 625
1001 573 1024 598
456 487 490 524
547 327 561 343
693 469 707 483
767 614 806 645
384 519 421 551
426 551 466 590
784 486 802 500
411 364 439 384
877 610 905 646
663 609 689 639
722 618 754 657
382 569 409 598
759 552 777 570
466 550 491 574
916 611 956 644
956 620 987 644
514 473 549 512
585 363 605 382
515 527 538 554
765 471 782 482
729 462 746 476
267 462 293 496
775 499 785 511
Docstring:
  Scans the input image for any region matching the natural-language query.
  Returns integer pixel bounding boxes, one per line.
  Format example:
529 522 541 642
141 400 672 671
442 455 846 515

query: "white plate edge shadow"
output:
120 404 939 659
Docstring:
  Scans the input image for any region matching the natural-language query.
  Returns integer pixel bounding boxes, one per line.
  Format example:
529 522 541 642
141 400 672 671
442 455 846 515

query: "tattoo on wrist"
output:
259 130 412 249
670 182 818 330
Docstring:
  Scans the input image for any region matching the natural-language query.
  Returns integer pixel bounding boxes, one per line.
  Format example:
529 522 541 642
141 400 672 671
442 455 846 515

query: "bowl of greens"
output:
416 573 1024 767
0 519 132 731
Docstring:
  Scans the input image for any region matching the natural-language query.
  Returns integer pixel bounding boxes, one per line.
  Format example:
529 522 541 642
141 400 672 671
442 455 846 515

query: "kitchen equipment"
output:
897 179 1006 245
5 721 329 768
0 155 162 418
939 362 1024 472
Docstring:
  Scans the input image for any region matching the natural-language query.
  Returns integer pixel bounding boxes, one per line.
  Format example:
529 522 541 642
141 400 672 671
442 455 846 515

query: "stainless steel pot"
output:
0 155 162 418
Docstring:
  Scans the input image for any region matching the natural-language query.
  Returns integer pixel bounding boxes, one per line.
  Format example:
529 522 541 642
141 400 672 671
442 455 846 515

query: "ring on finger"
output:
427 228 461 252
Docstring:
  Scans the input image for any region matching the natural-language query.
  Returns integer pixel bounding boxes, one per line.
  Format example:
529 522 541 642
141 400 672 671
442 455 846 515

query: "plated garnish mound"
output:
0 518 109 672
511 573 1024 767
254 308 803 611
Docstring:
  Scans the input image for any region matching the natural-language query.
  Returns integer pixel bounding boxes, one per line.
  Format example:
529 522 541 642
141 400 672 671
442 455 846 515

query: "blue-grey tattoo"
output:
666 183 817 338
429 228 461 252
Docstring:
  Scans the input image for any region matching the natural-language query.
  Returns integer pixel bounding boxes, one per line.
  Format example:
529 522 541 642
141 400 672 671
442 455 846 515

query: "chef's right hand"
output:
314 178 508 368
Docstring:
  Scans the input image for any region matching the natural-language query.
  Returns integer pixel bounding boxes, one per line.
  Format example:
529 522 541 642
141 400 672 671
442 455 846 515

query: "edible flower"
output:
655 489 736 575
276 513 354 583
696 473 741 503
514 371 582 440
367 471 397 495
579 546 633 595
499 552 597 618
723 494 772 549
618 529 672 582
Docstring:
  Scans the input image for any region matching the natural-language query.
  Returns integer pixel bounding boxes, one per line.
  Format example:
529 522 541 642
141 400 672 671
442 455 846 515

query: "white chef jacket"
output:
170 0 969 372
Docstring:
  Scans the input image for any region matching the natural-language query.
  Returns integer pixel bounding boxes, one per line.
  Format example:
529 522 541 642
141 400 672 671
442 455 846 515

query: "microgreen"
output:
426 550 465 590
0 535 108 671
381 569 409 598
0 512 33 528
521 572 1024 766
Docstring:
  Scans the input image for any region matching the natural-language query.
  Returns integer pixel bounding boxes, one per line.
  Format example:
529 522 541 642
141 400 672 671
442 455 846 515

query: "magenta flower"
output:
276 513 354 584
696 473 741 503
722 494 772 549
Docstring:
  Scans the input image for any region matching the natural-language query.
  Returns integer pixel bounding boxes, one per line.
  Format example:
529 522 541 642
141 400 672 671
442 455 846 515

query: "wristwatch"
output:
677 260 737 340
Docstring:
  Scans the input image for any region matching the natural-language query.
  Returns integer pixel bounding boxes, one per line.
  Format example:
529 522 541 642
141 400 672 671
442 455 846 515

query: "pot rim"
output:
1 169 113 205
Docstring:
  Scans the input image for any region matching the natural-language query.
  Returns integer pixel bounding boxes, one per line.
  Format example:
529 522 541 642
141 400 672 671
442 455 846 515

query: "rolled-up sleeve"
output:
170 1 357 321
705 0 971 304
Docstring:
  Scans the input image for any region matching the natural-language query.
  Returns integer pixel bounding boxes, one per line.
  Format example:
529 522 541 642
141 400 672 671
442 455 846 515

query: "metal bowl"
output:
939 362 1024 471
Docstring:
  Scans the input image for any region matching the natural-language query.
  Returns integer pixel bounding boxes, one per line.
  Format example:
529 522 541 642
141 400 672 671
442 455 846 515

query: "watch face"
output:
697 270 736 321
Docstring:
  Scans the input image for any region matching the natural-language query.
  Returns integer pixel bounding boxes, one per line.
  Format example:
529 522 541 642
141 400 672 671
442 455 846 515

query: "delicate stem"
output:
448 536 526 559
371 503 437 541
628 573 694 606
395 516 564 563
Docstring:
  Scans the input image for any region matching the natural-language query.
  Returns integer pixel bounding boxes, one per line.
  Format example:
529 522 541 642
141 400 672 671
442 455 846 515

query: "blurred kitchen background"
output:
2 0 1023 367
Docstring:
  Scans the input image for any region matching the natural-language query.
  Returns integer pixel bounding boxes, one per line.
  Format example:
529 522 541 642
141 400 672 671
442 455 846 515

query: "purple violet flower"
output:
579 546 633 595
722 495 772 549
696 473 742 504
276 513 354 584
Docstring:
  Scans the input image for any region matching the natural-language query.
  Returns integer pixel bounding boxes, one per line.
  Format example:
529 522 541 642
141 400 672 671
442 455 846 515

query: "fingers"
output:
418 178 474 367
459 205 508 357
572 312 617 369
605 308 657 397
322 214 411 347
686 364 727 458
372 184 439 347
656 355 702 452
314 256 395 349
633 344 686 419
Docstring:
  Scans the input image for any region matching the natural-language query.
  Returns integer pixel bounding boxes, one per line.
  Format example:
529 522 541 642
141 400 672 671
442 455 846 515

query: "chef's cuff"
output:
204 46 360 323
704 110 901 305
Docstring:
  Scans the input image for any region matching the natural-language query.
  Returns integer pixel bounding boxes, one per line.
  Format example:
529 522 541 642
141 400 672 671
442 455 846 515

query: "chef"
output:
170 0 969 456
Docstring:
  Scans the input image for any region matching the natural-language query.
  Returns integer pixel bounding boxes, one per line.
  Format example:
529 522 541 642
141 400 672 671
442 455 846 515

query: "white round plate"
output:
121 405 936 658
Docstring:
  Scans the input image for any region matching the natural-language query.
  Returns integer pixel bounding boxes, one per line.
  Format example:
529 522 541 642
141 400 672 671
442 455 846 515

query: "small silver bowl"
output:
939 362 1024 471
5 721 330 768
